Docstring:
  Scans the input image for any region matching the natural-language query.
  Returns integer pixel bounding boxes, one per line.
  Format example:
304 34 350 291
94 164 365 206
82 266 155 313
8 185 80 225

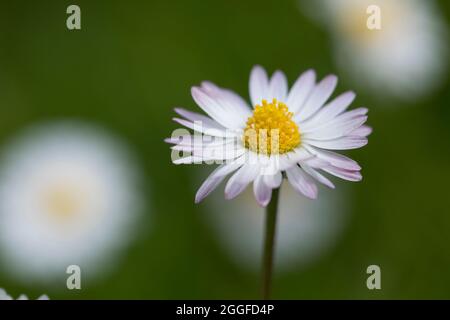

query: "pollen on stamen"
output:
243 99 301 155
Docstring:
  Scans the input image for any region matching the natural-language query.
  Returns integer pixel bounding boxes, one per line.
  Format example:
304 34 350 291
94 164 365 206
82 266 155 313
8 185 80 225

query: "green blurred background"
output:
0 0 449 299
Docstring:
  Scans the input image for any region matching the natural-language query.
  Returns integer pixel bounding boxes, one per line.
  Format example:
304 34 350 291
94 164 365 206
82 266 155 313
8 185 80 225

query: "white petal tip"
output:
257 200 270 207
224 193 233 200
303 69 316 77
224 190 239 200
252 64 264 71
190 86 202 98
173 107 183 114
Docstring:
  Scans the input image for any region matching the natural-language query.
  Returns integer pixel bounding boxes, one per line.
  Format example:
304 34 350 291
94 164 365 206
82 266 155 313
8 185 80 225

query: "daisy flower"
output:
168 65 370 299
168 65 370 207
300 0 448 100
0 288 49 300
0 122 143 282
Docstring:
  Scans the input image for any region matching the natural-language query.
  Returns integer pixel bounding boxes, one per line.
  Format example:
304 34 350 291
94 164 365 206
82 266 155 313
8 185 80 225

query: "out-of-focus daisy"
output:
204 180 348 271
0 288 49 300
0 122 143 282
167 65 370 206
300 0 448 100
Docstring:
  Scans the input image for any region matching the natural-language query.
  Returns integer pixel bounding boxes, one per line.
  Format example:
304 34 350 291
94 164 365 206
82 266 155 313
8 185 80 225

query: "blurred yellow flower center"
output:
41 183 85 221
243 99 300 155
339 3 396 44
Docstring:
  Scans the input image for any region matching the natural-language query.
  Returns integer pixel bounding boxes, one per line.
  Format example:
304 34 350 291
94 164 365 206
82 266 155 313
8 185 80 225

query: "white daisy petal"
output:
174 107 226 129
334 107 368 120
249 65 269 106
269 70 288 102
200 81 252 123
351 125 373 137
278 154 296 171
287 147 314 163
296 75 338 122
302 107 368 134
253 176 272 207
302 115 367 140
302 164 335 189
287 69 316 113
173 117 231 138
173 155 203 165
263 171 283 189
304 136 367 150
225 164 261 200
191 87 244 129
302 156 330 169
165 135 193 145
322 165 362 182
286 165 318 199
193 144 246 161
195 157 245 203
299 91 356 129
303 145 361 171
172 137 237 153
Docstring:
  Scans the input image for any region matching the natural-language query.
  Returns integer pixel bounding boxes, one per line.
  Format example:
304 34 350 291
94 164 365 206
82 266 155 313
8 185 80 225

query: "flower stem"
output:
262 187 280 300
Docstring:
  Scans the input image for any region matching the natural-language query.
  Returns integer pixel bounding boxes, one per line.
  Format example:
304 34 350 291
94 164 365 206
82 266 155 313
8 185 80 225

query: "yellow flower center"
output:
243 99 301 155
41 182 86 222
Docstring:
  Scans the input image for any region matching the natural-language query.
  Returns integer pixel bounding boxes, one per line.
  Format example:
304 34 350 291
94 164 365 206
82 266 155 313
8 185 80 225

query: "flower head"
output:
300 0 447 100
0 122 143 282
168 66 370 206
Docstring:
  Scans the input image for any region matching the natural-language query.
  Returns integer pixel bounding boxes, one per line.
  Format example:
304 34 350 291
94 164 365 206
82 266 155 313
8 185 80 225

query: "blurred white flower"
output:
300 0 448 100
0 288 49 300
0 122 143 283
204 180 348 271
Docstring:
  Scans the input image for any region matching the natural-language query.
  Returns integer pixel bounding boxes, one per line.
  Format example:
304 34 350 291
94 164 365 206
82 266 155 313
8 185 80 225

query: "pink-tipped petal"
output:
302 165 335 189
303 145 361 171
286 165 318 199
174 107 226 129
351 125 373 137
253 176 272 207
225 163 260 200
322 166 362 182
172 117 231 138
195 159 244 203
303 136 368 150
302 115 368 140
